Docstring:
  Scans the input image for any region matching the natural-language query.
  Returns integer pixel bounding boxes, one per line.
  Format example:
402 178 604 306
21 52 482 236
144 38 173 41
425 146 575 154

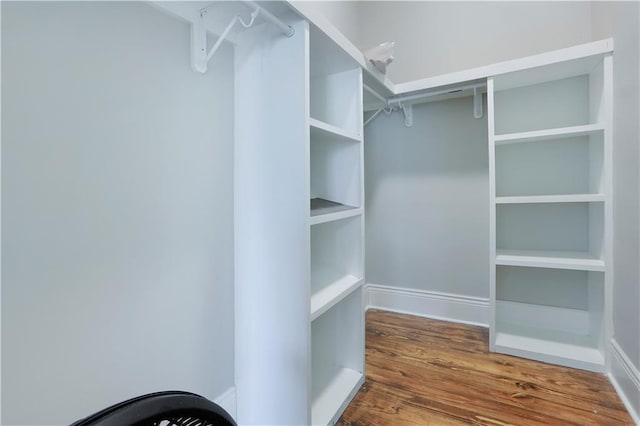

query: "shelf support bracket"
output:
474 87 483 119
191 2 294 74
191 10 210 73
401 103 413 127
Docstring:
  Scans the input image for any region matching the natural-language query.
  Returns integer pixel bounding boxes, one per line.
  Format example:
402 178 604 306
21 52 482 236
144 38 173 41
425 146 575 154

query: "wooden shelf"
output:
310 118 360 143
311 275 363 321
495 123 604 146
496 194 604 204
310 198 361 225
311 368 364 426
496 249 604 271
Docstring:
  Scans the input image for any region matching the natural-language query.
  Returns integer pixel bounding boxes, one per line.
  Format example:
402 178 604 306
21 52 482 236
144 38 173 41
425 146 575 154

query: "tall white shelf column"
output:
234 17 364 425
234 19 311 425
488 51 613 372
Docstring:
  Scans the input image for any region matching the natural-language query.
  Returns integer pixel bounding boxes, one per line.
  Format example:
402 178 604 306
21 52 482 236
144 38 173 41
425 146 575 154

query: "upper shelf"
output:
155 1 613 101
495 124 604 145
310 118 360 143
288 2 612 98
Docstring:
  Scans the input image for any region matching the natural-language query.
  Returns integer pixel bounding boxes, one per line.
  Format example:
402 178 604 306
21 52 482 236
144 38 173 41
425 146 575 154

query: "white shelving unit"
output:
308 25 365 425
233 17 364 425
488 48 612 372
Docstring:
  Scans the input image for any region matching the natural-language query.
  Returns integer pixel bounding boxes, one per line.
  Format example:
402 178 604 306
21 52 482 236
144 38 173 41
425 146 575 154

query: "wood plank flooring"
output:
337 310 633 425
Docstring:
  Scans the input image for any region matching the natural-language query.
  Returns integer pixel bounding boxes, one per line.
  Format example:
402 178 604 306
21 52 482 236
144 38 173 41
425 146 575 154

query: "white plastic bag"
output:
362 41 395 74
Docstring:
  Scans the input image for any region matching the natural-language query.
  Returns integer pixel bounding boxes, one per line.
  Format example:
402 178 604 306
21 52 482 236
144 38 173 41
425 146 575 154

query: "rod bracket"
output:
191 10 209 73
191 2 294 74
473 87 483 119
401 103 413 127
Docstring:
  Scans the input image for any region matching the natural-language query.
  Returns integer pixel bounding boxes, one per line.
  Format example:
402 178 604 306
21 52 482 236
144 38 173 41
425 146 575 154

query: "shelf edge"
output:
310 118 361 142
495 123 604 145
310 207 362 226
311 276 363 321
495 194 605 204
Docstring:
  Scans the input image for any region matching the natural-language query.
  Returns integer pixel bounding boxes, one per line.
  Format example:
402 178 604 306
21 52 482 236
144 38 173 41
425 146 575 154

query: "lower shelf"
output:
311 368 364 426
494 301 605 372
494 328 604 372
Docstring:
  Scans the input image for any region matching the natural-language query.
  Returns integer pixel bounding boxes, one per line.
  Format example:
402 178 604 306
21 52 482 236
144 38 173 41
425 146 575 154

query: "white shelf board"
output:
311 275 363 321
494 123 604 145
310 118 361 143
496 249 605 271
311 368 364 426
310 207 362 226
496 194 605 204
394 39 612 95
494 327 604 372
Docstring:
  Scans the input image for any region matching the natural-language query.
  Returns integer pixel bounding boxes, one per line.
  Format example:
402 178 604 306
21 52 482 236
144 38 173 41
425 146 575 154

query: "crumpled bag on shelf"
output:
362 41 395 74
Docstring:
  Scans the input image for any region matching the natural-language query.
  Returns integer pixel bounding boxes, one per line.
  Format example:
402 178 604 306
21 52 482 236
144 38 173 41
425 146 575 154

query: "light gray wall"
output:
356 1 593 83
365 98 489 298
302 1 361 46
2 2 235 425
593 2 640 371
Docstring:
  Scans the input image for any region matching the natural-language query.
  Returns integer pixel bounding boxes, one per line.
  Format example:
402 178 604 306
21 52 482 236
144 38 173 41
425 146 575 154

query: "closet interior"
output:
155 2 614 424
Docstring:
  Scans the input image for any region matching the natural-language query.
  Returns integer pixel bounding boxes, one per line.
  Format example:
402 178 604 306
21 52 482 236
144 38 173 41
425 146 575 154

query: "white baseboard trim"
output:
213 386 237 421
609 340 640 425
365 283 490 327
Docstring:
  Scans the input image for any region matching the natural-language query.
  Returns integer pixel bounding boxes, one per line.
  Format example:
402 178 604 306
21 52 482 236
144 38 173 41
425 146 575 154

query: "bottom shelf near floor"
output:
494 301 605 372
311 368 364 426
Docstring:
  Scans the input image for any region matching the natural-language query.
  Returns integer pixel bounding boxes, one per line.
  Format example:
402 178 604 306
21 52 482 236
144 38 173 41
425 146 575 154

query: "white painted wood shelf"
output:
310 118 360 143
495 123 604 145
311 368 364 426
496 249 605 271
494 325 604 372
495 301 605 372
311 275 362 321
310 198 361 225
496 194 605 204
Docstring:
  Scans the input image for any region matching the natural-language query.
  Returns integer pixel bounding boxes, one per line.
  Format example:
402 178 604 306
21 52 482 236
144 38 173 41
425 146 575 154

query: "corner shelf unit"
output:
488 49 612 372
308 24 365 425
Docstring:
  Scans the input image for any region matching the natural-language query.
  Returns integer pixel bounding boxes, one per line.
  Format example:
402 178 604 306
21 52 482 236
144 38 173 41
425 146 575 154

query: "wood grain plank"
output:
338 310 633 426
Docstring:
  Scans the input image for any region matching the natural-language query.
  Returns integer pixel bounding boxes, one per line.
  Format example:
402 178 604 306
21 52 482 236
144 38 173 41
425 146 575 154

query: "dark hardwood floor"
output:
338 310 634 425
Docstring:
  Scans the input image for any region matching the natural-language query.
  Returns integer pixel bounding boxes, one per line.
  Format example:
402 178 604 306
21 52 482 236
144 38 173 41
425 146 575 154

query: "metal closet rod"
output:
200 1 294 38
363 84 388 104
238 0 294 37
363 82 487 127
364 82 486 107
387 82 486 106
198 0 294 71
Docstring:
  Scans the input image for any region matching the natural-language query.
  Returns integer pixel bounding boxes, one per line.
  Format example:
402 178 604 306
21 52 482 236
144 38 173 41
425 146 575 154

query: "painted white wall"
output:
2 2 235 425
302 1 361 47
611 0 640 371
365 97 489 298
356 1 593 83
592 1 640 371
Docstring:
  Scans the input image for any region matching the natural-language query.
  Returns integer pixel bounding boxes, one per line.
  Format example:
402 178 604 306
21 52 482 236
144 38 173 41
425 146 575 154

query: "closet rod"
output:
239 0 295 37
387 82 486 106
363 84 388 105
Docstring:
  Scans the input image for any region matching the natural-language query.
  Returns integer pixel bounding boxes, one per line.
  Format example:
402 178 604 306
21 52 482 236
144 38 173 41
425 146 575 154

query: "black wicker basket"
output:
70 391 236 426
